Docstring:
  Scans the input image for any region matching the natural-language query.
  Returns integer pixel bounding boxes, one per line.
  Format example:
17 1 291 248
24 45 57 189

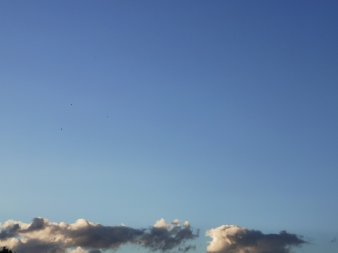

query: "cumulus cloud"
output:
206 225 306 253
0 218 197 253
141 219 197 252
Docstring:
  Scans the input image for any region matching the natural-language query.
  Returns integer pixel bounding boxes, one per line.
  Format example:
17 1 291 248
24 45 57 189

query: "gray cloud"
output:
20 218 47 233
14 239 64 253
0 218 197 253
206 225 306 253
0 223 20 240
140 224 197 251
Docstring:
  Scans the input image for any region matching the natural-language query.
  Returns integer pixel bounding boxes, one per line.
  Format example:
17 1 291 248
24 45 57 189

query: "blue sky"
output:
0 1 338 252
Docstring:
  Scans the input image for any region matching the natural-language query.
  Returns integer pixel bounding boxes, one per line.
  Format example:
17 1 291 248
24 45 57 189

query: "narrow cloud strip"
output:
0 218 197 253
206 225 306 253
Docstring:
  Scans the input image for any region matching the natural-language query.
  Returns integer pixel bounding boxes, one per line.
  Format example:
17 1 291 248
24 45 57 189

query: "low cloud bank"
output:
206 225 306 253
0 218 197 253
1 218 307 253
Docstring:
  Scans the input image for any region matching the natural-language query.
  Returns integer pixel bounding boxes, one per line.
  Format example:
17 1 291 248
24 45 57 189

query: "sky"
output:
0 1 338 253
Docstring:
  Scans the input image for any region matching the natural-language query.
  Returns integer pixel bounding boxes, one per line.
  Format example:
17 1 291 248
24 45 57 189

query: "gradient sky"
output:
1 1 338 252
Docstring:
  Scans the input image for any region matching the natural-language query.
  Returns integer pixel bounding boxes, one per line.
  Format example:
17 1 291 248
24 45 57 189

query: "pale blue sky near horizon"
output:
0 1 338 252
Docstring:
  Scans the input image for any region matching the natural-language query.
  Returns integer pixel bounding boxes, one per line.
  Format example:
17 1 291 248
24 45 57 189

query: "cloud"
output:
0 218 197 253
0 218 307 253
141 219 197 252
0 223 20 240
206 225 306 253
